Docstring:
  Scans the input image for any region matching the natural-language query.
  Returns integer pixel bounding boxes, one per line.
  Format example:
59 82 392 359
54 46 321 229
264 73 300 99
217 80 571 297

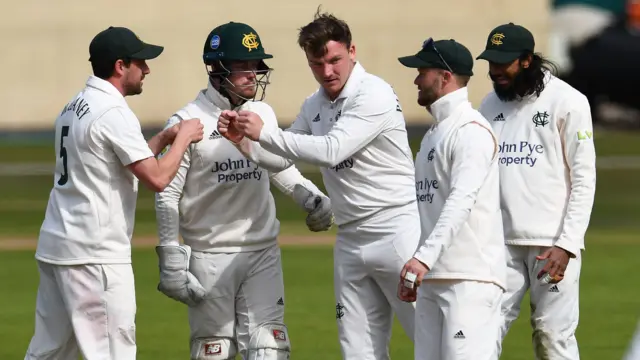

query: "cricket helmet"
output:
203 22 273 105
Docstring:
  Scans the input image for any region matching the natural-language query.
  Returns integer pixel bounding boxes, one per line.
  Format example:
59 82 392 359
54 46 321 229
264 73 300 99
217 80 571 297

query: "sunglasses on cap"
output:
422 37 453 73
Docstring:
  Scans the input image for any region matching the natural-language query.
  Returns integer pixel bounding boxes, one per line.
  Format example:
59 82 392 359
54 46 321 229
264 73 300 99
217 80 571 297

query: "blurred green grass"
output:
0 167 637 238
1 234 639 359
0 129 637 238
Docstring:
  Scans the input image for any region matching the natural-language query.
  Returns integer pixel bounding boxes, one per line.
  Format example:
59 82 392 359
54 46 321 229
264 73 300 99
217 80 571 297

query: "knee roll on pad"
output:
191 337 237 360
246 322 291 360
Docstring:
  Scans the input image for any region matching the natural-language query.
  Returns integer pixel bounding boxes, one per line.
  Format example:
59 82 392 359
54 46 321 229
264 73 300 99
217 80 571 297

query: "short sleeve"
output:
97 107 154 166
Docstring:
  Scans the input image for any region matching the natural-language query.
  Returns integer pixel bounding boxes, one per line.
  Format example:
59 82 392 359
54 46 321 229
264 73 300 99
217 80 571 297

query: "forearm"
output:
235 138 294 172
155 144 189 246
147 129 172 157
258 110 390 168
155 136 191 188
555 171 596 256
270 166 326 198
413 190 478 268
155 197 181 246
259 130 338 167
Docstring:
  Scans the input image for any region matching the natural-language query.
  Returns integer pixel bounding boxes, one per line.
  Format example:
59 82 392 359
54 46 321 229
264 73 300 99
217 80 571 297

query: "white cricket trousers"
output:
188 244 285 358
499 245 582 360
334 202 421 360
414 280 503 360
24 261 136 360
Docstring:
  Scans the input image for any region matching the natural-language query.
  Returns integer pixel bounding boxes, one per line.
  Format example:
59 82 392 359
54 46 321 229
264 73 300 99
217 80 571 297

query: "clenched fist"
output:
218 110 244 144
177 118 204 144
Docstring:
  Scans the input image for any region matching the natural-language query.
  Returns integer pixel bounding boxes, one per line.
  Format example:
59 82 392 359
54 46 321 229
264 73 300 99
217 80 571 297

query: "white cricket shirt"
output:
36 76 155 265
479 73 596 256
256 62 417 226
414 87 506 288
154 82 324 253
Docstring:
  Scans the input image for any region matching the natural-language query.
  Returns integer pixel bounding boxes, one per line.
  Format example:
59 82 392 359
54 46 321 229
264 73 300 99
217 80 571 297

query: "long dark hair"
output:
518 52 558 98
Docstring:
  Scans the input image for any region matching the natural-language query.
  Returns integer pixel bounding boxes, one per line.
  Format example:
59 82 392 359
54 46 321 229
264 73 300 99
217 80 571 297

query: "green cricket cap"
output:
476 22 535 64
398 38 474 76
89 26 163 62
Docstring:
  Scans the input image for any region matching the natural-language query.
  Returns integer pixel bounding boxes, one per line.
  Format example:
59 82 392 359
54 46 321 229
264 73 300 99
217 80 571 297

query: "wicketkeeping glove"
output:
156 244 206 307
293 184 334 232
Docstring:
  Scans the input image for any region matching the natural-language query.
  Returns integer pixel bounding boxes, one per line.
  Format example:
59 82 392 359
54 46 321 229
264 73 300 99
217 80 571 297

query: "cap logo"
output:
210 35 220 50
490 33 505 46
242 32 259 52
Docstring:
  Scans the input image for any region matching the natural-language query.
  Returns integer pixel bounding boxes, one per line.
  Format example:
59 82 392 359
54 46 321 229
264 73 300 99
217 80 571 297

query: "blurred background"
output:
1 0 638 134
3 0 552 133
1 0 640 359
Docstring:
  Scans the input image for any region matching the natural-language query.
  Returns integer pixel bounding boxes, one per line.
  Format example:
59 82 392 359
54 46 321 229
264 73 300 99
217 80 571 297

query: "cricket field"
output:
0 128 639 359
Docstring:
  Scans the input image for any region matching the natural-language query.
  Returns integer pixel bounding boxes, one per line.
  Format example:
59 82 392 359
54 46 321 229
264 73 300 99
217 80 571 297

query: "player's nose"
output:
322 64 334 78
141 60 150 75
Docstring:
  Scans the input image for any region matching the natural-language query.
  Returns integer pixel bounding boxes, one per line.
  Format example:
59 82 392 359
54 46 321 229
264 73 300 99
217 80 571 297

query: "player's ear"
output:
113 59 127 77
439 69 450 84
348 42 356 61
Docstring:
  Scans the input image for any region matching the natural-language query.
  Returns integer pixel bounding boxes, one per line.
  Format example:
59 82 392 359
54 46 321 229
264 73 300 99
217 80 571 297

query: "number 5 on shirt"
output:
58 125 70 186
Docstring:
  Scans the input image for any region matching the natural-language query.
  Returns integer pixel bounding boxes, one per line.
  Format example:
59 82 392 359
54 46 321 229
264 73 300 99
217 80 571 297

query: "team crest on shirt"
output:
532 111 550 127
427 147 435 162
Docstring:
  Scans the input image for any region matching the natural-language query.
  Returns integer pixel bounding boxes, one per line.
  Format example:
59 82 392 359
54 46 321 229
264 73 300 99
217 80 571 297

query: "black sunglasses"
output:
422 37 453 73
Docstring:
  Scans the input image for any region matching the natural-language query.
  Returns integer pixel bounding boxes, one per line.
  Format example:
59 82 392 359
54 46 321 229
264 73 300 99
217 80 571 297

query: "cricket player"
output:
154 22 333 360
477 22 597 359
218 10 420 360
396 38 506 360
24 26 204 360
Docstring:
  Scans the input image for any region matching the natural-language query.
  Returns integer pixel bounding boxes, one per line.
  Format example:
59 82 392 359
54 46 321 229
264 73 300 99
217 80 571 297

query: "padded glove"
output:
156 244 206 306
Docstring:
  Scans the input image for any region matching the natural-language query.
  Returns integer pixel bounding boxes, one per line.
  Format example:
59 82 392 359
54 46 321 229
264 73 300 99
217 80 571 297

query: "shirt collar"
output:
323 61 366 102
203 80 234 110
85 75 124 99
428 87 469 123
